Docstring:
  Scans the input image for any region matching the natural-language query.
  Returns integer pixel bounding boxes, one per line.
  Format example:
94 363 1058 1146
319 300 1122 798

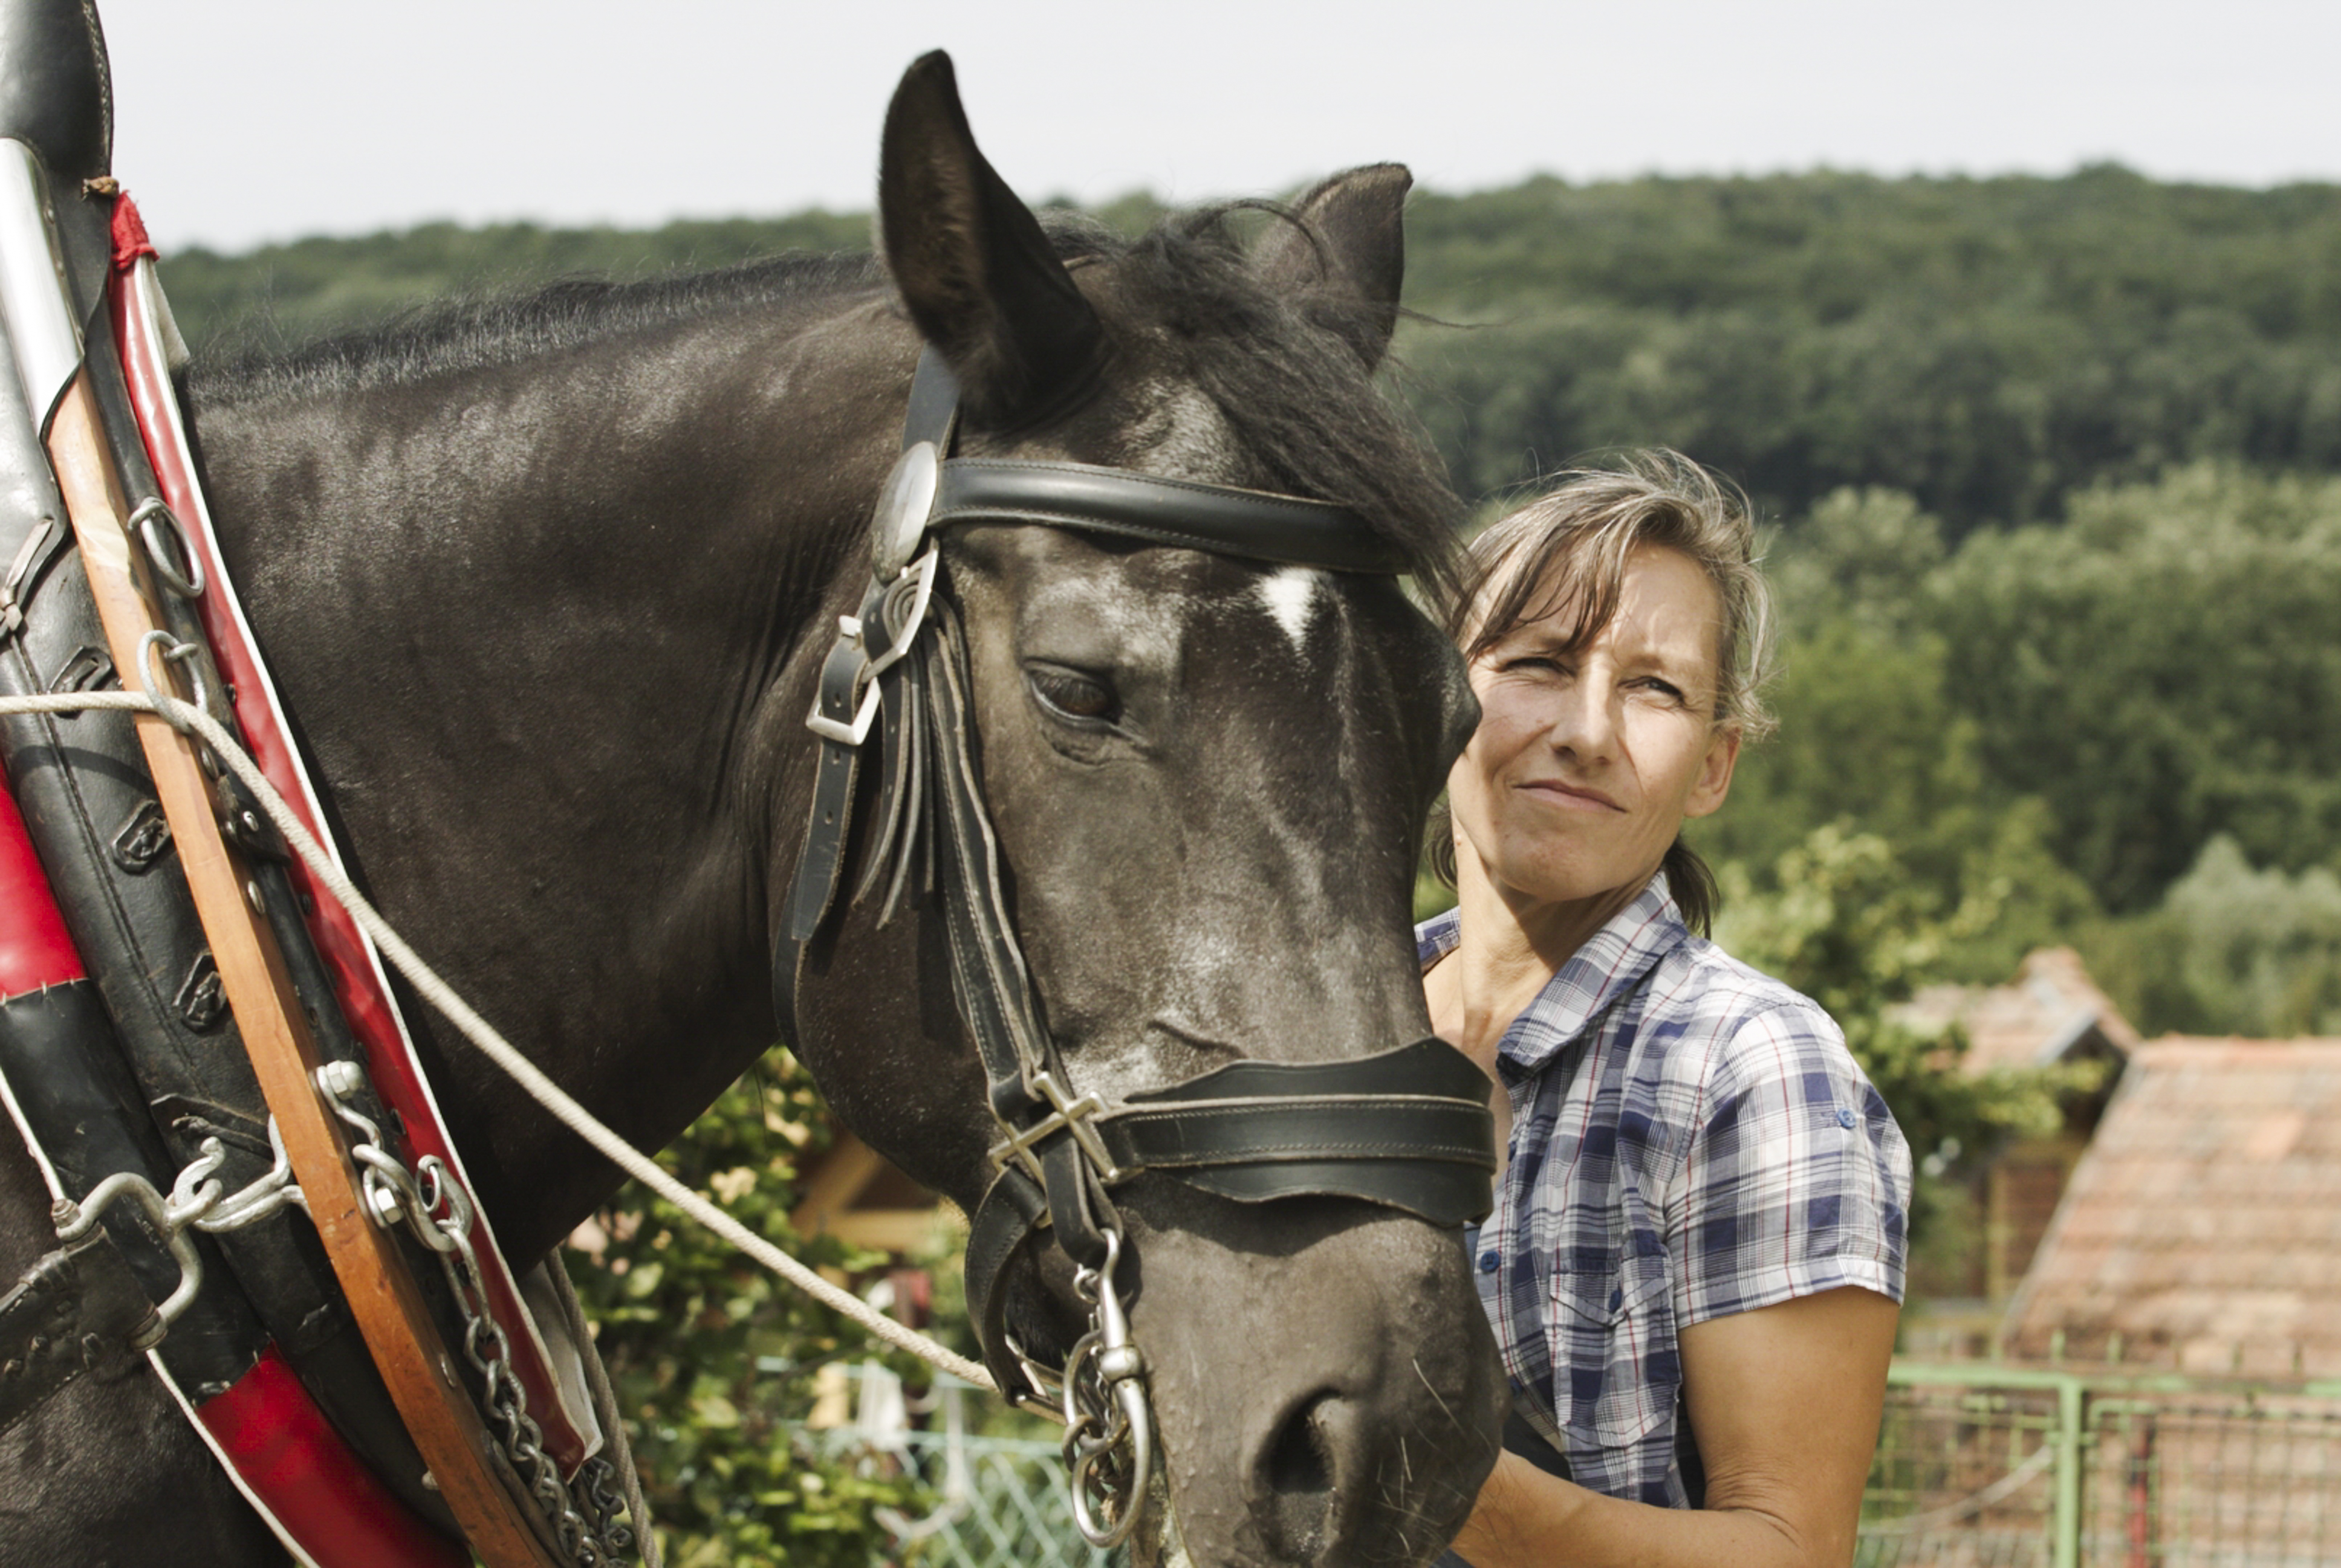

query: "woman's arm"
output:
1447 1285 1898 1568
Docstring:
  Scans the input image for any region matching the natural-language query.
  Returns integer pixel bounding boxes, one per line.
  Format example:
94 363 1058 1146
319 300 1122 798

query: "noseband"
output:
784 349 1494 1544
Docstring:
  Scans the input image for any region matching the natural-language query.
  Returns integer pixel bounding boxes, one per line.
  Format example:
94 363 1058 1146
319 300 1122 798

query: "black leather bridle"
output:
782 348 1494 1542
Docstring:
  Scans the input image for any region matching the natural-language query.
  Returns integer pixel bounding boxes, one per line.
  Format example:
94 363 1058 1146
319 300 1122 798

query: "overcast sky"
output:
97 0 2341 255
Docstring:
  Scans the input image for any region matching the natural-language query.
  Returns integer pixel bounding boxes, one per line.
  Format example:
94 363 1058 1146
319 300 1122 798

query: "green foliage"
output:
563 1052 932 1567
1712 828 2089 1242
1705 486 2102 980
2086 835 2341 1038
157 167 2341 548
160 211 871 357
1927 463 2341 912
1398 168 2341 531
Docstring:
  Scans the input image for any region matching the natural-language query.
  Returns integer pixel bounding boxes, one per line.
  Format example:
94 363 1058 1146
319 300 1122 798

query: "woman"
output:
1426 455 1912 1568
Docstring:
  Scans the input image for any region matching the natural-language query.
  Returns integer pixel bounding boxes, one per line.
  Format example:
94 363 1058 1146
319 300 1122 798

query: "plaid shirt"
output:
1420 876 1911 1508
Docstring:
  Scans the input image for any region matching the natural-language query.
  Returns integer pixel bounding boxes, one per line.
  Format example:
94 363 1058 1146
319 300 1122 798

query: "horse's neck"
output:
184 303 898 1255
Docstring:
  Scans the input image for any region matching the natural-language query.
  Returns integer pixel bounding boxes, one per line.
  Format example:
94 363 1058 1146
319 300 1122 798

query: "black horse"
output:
0 53 1502 1567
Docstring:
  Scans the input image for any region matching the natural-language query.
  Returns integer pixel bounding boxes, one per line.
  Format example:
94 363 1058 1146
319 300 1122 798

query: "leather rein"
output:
784 348 1496 1546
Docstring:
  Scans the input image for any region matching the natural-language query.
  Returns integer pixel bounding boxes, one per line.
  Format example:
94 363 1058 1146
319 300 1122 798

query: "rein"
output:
784 349 1496 1546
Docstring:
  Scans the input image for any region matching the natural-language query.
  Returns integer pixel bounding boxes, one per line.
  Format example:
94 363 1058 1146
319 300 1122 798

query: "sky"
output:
97 0 2341 255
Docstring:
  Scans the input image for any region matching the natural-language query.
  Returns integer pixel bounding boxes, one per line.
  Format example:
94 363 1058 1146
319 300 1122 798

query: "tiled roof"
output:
2002 1037 2341 1375
1903 946 2141 1077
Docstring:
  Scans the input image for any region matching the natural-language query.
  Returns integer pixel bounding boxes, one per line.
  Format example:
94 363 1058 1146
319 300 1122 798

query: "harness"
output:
0 5 1493 1558
0 7 628 1564
785 349 1496 1545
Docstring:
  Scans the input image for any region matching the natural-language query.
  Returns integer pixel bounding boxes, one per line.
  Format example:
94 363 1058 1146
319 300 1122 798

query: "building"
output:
1901 947 2137 1311
2000 1035 2341 1377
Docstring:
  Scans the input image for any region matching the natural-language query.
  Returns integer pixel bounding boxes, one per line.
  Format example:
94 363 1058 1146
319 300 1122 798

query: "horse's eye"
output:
1027 666 1118 724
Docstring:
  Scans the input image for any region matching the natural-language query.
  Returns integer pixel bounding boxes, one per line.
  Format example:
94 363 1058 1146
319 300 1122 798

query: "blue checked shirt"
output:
1420 876 1911 1508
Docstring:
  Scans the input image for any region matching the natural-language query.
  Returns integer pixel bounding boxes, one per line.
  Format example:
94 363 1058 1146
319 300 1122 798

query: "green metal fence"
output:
824 1361 2341 1566
1867 1364 2341 1568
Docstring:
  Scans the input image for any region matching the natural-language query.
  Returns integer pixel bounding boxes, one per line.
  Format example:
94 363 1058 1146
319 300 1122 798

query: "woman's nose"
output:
1544 675 1619 758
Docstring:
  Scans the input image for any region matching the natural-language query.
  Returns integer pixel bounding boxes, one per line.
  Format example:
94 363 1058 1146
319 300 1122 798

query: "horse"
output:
0 50 1503 1568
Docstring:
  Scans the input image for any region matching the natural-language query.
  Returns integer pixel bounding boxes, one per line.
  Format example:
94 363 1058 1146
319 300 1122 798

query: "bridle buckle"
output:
989 1071 1125 1187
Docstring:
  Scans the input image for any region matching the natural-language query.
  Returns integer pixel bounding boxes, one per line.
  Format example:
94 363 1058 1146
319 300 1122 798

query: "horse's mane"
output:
186 249 889 408
188 209 1459 594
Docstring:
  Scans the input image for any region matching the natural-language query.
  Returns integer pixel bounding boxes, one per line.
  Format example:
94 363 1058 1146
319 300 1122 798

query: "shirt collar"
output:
1416 874 1688 1074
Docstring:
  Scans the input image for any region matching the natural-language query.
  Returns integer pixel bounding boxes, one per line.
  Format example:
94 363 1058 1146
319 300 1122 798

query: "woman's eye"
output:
1028 666 1118 723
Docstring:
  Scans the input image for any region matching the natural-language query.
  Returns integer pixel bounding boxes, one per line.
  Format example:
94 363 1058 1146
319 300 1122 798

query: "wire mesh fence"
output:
2083 1396 2341 1567
819 1360 2341 1566
1865 1364 2341 1568
1861 1372 2069 1567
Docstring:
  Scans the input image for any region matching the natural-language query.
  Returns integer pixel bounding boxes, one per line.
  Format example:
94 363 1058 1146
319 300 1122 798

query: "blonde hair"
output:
1433 452 1777 933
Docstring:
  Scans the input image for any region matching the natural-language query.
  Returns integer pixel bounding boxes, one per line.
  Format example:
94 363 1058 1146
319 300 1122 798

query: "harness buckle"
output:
988 1072 1124 1187
802 549 941 748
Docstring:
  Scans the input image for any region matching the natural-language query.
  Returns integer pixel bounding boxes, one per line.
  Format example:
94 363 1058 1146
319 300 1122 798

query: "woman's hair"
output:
1432 451 1778 935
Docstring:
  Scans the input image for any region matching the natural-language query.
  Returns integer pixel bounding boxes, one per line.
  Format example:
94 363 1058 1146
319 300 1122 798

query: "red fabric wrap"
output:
108 191 158 272
195 1346 470 1568
0 780 86 996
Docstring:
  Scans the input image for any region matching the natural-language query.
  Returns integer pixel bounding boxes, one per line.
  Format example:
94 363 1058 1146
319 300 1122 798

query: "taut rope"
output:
0 682 993 1390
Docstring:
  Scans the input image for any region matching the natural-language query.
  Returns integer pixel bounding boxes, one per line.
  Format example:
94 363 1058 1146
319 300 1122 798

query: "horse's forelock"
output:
1085 204 1464 606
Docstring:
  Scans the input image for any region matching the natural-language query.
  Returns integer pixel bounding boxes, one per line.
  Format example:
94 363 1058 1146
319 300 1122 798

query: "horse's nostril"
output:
1256 1391 1338 1560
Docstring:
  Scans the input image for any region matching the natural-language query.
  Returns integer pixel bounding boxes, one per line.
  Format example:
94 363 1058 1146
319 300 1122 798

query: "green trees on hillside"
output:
160 167 2341 546
1397 168 2341 530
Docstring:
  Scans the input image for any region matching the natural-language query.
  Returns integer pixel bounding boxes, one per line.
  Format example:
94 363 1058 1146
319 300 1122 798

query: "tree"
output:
2086 835 2341 1038
563 1054 937 1567
1929 464 2341 912
1713 828 2086 1247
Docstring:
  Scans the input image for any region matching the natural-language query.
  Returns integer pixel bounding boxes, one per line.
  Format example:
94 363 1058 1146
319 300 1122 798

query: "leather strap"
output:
44 370 563 1568
0 1227 159 1437
1103 1038 1497 1223
787 351 1494 1403
932 458 1406 574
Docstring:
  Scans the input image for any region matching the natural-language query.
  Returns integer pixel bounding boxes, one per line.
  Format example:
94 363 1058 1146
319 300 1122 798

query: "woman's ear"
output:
1684 723 1742 820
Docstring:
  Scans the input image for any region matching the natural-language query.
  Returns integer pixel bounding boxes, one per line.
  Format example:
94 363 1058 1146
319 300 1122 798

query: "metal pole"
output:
2054 1374 2083 1568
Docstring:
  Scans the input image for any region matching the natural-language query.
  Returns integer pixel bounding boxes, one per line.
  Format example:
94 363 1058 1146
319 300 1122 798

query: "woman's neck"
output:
1427 861 1648 1075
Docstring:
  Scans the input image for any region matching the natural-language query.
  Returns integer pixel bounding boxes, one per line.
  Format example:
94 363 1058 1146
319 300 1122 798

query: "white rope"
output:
0 686 995 1391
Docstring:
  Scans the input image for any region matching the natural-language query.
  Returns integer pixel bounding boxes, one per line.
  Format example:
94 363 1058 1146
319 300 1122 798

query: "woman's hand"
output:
1447 1285 1898 1568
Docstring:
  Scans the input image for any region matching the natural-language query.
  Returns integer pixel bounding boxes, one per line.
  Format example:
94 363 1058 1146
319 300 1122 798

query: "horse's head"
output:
783 54 1500 1566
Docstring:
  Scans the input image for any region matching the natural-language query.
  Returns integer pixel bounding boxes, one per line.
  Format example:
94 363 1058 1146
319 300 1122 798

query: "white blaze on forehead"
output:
1257 566 1325 652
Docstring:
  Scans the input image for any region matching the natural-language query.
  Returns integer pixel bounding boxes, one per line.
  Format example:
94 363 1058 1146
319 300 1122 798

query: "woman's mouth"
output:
1519 778 1623 811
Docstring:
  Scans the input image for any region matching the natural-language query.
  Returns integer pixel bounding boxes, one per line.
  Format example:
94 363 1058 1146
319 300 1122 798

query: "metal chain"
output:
1056 1229 1153 1549
317 1065 635 1566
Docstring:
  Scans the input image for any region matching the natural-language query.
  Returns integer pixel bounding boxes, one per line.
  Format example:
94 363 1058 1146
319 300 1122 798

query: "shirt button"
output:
1608 1286 1623 1311
1478 1251 1499 1273
1836 1106 1859 1130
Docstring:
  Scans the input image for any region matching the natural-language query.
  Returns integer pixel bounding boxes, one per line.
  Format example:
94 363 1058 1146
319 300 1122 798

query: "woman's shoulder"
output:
1637 935 1856 1089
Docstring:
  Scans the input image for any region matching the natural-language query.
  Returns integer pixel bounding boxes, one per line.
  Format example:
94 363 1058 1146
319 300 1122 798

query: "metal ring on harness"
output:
130 496 205 600
134 628 208 718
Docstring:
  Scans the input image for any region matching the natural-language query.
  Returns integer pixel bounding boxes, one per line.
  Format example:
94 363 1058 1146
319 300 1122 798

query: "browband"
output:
930 459 1408 575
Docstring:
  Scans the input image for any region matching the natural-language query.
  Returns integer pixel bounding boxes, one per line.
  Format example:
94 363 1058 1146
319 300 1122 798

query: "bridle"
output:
784 348 1496 1546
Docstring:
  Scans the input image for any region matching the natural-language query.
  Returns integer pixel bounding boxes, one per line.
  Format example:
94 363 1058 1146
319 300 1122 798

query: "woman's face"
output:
1449 543 1741 920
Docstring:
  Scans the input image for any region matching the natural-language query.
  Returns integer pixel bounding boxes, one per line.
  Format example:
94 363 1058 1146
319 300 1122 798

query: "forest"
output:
151 166 2341 1561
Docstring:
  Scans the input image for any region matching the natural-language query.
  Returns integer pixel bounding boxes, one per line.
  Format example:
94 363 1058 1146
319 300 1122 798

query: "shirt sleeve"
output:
1669 997 1914 1327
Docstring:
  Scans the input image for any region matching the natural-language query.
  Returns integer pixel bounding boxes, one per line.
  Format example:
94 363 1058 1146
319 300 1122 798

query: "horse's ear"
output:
878 52 1106 426
1253 163 1412 371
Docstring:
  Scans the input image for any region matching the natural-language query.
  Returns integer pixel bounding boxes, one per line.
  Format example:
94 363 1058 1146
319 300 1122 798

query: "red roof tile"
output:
1902 947 2141 1077
2004 1036 2341 1373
